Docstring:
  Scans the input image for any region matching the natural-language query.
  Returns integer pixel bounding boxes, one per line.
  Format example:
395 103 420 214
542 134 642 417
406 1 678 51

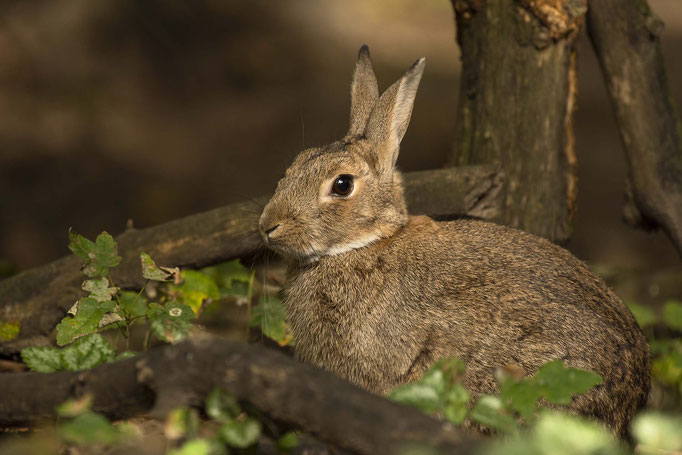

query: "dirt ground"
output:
1 1 680 292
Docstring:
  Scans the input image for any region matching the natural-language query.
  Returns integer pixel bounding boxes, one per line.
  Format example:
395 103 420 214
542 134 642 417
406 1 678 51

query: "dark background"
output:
1 1 680 293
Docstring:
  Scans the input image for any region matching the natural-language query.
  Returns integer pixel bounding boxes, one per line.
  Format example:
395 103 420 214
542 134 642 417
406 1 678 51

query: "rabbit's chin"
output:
271 232 382 263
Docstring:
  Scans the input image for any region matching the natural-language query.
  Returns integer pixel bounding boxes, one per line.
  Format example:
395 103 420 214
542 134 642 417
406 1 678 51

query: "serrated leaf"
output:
499 378 542 418
626 301 658 328
60 334 116 371
250 295 293 346
219 417 261 449
140 252 177 282
469 395 517 433
21 346 63 373
56 298 116 345
98 312 124 328
206 388 241 422
82 277 118 302
389 383 441 414
663 300 682 331
118 291 149 319
56 394 93 418
169 270 220 314
59 411 121 445
534 360 603 406
68 229 95 260
147 302 195 344
0 320 20 341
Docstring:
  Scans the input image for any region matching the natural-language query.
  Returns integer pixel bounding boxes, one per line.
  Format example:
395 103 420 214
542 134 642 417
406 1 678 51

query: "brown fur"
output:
258 45 650 438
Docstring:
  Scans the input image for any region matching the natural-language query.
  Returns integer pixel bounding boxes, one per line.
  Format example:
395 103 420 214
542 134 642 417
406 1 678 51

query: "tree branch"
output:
0 336 480 455
0 165 502 355
587 0 682 256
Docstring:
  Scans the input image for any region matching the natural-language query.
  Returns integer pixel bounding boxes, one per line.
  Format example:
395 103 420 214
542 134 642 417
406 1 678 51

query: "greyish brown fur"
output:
258 45 650 438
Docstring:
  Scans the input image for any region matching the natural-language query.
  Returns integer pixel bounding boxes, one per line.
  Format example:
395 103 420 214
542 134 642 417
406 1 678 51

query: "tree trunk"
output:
449 0 586 243
587 0 682 257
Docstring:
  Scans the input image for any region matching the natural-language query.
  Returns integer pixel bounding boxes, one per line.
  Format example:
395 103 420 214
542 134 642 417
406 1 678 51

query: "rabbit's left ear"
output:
365 57 425 175
348 45 379 137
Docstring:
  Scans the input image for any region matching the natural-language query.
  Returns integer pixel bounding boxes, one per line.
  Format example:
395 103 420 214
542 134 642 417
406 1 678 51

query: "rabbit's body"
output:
259 46 650 438
284 215 649 436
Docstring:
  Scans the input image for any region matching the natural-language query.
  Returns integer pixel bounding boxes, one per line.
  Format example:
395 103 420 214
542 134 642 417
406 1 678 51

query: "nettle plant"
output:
21 230 293 373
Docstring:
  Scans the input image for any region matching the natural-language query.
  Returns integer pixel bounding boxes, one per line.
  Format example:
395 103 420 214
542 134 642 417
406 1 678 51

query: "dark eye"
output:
331 174 354 196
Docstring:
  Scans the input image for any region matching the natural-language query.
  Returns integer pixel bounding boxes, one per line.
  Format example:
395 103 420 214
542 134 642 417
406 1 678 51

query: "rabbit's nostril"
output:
264 224 281 237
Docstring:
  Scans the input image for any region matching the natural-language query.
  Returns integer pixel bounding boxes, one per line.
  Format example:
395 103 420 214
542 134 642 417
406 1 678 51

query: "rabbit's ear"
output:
365 57 425 174
348 45 379 137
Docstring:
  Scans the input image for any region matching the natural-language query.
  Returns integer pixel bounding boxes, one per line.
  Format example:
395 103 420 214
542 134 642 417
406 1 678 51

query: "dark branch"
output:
0 336 480 455
587 0 682 256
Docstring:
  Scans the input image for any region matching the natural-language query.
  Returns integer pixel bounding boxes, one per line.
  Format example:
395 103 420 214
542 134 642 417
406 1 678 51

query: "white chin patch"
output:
321 233 382 257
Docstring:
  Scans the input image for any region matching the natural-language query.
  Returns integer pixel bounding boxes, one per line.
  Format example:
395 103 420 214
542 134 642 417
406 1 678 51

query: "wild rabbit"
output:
258 45 650 438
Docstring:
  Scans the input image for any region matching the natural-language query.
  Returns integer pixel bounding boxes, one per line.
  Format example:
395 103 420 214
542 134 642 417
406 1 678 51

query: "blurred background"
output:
0 0 680 302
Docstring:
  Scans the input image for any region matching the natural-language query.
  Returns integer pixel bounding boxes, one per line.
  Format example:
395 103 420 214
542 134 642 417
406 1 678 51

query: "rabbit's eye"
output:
331 174 354 197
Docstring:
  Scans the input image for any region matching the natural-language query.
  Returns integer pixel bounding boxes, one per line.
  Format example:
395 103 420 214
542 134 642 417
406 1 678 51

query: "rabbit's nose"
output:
259 222 281 244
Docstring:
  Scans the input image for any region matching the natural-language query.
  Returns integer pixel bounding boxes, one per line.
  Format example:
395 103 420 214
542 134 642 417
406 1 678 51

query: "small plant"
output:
167 388 298 454
390 358 602 433
20 229 293 373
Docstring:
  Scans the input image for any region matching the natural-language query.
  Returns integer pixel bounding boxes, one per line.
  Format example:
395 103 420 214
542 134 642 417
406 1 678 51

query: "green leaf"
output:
59 411 121 445
78 232 121 277
21 346 63 372
56 394 93 418
61 334 116 371
118 291 148 319
469 395 517 433
499 378 543 419
219 417 261 449
534 360 602 406
663 300 682 331
68 229 95 260
632 412 682 452
206 388 241 422
389 383 441 414
201 260 252 296
82 277 118 302
443 384 470 424
140 252 177 282
169 270 220 314
114 351 138 361
56 298 116 345
168 439 213 455
250 295 293 346
0 320 20 341
147 302 195 344
626 301 658 328
652 350 682 387
165 407 199 441
277 432 299 452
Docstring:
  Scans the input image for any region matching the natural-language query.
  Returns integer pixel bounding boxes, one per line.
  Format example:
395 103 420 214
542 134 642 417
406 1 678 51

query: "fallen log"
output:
0 335 480 455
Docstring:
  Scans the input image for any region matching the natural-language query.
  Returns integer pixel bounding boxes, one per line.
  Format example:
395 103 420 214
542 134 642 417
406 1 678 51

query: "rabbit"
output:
258 45 650 439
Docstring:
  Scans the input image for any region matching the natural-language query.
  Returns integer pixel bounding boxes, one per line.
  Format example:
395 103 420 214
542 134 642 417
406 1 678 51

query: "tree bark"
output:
0 165 501 356
449 0 586 243
0 336 480 455
587 0 682 257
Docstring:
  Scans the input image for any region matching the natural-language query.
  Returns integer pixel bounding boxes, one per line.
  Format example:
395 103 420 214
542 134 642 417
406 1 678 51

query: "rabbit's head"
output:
259 45 425 262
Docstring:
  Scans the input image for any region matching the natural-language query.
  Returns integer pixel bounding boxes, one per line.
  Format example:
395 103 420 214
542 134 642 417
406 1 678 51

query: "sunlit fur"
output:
258 46 650 440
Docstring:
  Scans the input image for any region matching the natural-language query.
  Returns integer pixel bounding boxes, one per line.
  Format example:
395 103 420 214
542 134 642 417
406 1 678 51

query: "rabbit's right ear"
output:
348 45 379 137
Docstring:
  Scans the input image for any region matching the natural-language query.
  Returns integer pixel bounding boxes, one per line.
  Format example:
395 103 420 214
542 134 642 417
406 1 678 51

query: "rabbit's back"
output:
284 215 650 437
